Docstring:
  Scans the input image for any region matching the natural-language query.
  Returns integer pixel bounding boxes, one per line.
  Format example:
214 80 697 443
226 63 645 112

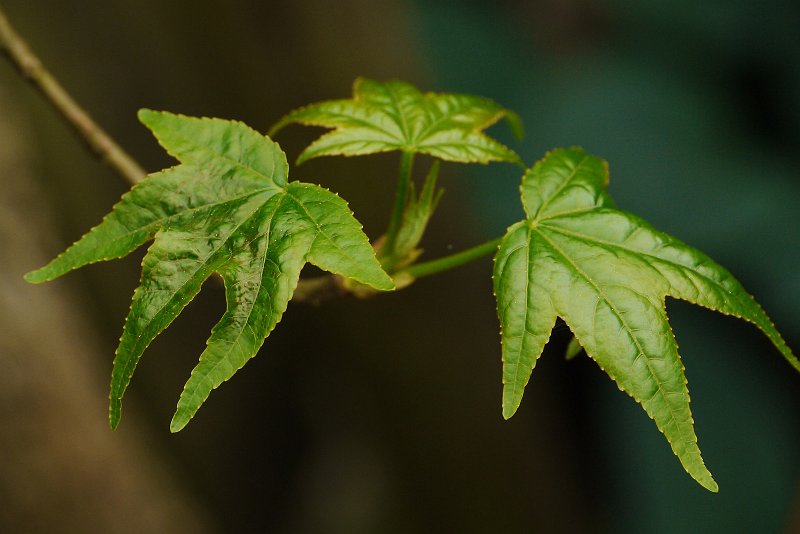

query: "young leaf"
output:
564 335 584 361
269 77 523 165
26 110 394 431
493 147 799 492
387 161 445 269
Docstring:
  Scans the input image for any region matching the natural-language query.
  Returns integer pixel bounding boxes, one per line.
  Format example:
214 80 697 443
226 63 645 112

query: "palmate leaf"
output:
26 110 394 431
493 147 799 492
269 77 523 165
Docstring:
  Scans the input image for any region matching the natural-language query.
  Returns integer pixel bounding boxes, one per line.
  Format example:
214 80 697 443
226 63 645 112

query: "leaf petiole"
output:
381 150 415 269
398 237 502 281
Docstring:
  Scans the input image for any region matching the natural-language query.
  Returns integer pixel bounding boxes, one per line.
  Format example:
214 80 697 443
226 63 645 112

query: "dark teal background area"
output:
1 0 798 532
414 1 800 532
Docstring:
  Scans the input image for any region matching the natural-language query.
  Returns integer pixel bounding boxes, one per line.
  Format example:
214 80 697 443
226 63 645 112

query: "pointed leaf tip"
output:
108 402 121 430
370 274 396 292
169 414 187 433
701 475 719 493
137 107 158 125
23 270 45 284
505 110 525 142
565 336 584 360
501 403 518 420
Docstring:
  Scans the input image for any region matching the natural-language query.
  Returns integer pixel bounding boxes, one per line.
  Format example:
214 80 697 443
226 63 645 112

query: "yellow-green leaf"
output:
270 77 522 165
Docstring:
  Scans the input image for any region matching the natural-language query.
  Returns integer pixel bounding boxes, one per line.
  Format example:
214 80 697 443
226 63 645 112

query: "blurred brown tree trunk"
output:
0 85 213 533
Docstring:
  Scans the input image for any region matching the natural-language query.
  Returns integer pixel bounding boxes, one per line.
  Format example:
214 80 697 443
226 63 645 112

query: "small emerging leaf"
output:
564 336 584 361
270 77 523 166
27 110 394 431
493 147 799 492
388 161 445 269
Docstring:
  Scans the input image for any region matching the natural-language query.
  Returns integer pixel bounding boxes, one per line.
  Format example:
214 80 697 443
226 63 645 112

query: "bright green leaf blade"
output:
25 165 257 283
495 146 797 492
271 77 522 165
421 92 513 132
296 128 402 165
418 130 521 165
289 182 395 291
521 147 613 221
542 210 799 372
269 98 404 139
355 78 425 118
171 181 393 431
493 222 557 419
170 195 316 431
29 110 290 285
109 194 268 428
138 109 289 187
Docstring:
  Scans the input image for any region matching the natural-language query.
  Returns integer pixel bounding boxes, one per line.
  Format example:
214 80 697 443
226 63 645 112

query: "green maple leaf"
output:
26 110 394 432
269 77 523 165
493 147 799 492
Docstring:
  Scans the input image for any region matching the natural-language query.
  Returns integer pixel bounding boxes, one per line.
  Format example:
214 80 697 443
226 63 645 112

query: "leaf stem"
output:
400 237 502 280
0 6 146 185
381 150 414 267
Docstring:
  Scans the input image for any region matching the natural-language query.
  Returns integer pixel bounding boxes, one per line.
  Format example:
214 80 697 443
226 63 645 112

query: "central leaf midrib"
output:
300 108 403 137
297 108 403 146
418 135 510 155
114 186 274 248
286 188 352 261
384 83 414 146
414 99 484 142
311 131 403 151
164 125 287 187
534 227 689 445
504 226 535 409
538 219 748 310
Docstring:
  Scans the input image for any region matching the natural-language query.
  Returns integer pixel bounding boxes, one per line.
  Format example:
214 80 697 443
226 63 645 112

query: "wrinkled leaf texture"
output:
493 147 799 492
270 77 523 165
26 111 394 431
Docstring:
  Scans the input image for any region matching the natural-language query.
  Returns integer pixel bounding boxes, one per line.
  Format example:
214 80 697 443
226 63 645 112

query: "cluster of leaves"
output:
26 78 798 490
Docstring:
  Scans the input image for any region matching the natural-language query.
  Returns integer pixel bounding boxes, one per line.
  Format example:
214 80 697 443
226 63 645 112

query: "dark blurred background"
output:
1 1 799 532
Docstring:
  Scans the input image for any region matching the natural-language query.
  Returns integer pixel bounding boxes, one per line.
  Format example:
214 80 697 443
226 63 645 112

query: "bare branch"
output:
0 6 146 185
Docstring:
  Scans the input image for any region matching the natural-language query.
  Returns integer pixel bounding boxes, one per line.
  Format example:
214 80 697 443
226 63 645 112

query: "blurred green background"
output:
1 1 798 532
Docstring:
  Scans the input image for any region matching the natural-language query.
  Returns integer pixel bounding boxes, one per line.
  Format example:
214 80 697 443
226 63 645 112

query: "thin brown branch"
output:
0 6 146 185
